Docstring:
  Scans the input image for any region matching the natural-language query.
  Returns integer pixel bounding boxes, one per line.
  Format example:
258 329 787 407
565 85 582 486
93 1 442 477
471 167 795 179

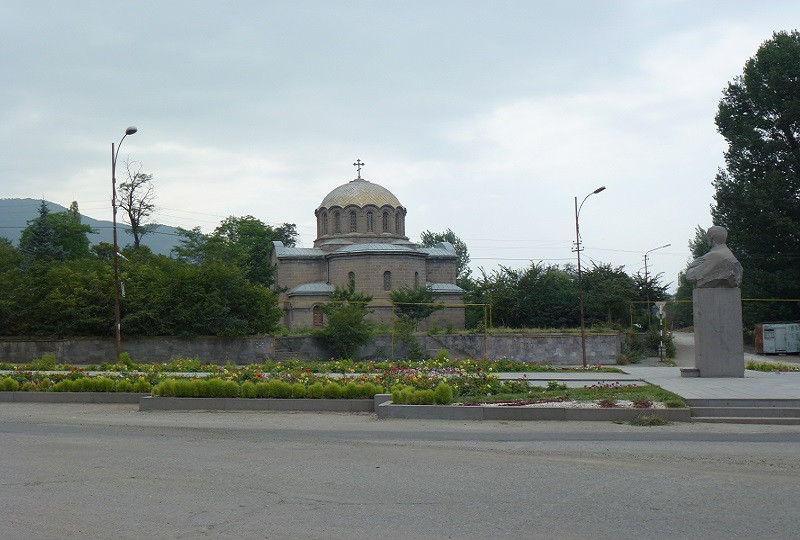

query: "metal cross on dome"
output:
353 159 365 179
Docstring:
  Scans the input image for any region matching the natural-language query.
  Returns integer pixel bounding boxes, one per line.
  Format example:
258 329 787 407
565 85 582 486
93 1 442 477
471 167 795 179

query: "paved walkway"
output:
622 365 800 401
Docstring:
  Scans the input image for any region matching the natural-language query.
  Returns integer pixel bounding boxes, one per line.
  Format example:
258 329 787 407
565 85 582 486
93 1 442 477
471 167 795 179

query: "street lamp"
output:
643 243 671 325
574 185 606 368
112 126 137 361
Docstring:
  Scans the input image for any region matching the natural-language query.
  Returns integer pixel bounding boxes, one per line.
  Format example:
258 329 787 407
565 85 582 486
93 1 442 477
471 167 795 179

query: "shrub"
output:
392 385 440 405
132 377 151 393
291 382 307 398
323 382 343 399
27 353 57 371
152 379 176 397
242 381 256 398
22 381 36 391
2 377 20 391
116 380 133 393
343 382 360 399
435 349 449 362
117 352 134 369
307 382 324 399
433 383 454 405
94 377 115 392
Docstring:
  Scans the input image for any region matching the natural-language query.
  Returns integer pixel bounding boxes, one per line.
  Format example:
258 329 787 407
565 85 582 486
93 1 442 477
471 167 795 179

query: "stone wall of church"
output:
328 253 428 299
425 258 457 284
273 258 327 291
315 204 407 241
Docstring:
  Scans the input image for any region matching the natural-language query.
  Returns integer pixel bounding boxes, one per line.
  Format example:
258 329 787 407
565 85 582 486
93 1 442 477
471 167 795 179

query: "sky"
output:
2 1 799 292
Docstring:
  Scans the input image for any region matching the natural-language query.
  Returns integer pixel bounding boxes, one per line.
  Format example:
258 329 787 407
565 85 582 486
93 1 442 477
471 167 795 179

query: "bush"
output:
117 352 134 368
1 377 20 391
343 381 360 399
27 353 56 371
392 384 442 405
116 380 133 393
323 382 343 399
433 383 454 405
307 382 324 399
132 377 151 393
291 382 307 398
241 381 256 398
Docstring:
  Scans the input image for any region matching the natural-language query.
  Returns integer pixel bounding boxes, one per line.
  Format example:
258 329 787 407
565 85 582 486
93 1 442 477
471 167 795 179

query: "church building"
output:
271 161 465 331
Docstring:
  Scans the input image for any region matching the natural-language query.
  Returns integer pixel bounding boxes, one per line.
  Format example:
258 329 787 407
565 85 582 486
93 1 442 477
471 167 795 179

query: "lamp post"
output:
574 186 606 368
643 243 671 326
112 126 138 361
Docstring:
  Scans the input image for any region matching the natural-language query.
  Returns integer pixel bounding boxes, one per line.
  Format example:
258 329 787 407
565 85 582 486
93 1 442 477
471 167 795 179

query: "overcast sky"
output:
2 1 798 291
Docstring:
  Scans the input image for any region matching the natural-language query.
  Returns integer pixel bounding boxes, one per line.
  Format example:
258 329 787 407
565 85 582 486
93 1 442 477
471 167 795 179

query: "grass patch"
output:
453 383 686 408
746 360 800 372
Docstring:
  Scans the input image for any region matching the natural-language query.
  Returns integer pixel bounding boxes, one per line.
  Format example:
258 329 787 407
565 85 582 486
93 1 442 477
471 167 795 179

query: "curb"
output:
0 392 146 404
376 401 691 422
139 396 375 412
0 392 691 422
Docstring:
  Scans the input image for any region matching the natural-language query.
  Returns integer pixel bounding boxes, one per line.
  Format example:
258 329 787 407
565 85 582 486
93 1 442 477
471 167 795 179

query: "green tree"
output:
18 200 64 260
390 285 443 327
118 248 282 337
419 228 472 284
711 30 800 325
320 285 373 359
582 263 638 327
390 285 443 359
467 263 579 329
174 216 298 287
19 201 94 260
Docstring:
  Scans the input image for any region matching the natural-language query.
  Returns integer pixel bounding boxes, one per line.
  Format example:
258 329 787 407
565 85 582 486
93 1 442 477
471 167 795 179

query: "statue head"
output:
707 226 728 247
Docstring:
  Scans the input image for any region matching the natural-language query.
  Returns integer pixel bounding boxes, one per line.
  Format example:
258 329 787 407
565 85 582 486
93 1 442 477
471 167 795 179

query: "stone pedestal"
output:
693 287 744 377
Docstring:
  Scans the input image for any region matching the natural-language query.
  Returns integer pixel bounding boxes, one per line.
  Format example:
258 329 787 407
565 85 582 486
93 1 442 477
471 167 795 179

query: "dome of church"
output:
318 178 403 209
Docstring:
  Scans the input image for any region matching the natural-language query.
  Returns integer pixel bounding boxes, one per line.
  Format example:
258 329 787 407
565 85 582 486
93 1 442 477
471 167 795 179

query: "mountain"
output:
0 198 184 255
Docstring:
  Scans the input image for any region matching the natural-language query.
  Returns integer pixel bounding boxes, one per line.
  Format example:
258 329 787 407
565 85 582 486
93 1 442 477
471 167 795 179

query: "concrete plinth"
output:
693 287 744 377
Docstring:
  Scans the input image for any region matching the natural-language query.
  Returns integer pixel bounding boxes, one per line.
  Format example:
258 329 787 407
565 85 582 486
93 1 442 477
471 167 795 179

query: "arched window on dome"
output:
395 213 400 235
349 211 357 232
366 211 373 232
414 272 419 288
348 272 355 289
383 271 392 291
334 212 341 234
382 212 389 232
322 212 328 235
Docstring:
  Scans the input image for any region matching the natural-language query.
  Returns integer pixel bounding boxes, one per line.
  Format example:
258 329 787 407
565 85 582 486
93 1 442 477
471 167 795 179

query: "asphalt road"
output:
2 404 800 539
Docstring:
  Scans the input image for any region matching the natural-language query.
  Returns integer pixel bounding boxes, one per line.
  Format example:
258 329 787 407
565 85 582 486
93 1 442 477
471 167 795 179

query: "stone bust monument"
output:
686 226 743 288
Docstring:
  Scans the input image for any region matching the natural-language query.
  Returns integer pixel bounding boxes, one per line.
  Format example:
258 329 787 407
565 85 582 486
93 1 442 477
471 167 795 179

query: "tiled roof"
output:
318 178 403 209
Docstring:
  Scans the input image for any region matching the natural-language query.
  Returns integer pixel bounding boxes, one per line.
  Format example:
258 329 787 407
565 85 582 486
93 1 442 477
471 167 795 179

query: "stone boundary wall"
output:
0 332 622 365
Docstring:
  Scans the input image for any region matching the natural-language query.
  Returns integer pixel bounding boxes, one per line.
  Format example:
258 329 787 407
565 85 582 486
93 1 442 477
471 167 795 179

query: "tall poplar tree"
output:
712 30 800 325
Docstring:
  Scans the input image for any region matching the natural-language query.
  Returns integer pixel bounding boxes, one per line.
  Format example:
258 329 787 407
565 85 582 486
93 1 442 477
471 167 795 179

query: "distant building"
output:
271 166 464 331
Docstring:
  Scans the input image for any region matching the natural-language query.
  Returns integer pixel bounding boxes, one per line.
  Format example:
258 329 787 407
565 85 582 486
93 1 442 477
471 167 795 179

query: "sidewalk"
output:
622 365 800 401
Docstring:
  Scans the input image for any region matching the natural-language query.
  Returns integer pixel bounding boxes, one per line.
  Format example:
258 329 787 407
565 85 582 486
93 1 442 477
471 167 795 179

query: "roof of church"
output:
418 242 458 258
318 178 403 209
272 242 325 258
289 282 335 295
329 243 423 256
427 282 464 293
